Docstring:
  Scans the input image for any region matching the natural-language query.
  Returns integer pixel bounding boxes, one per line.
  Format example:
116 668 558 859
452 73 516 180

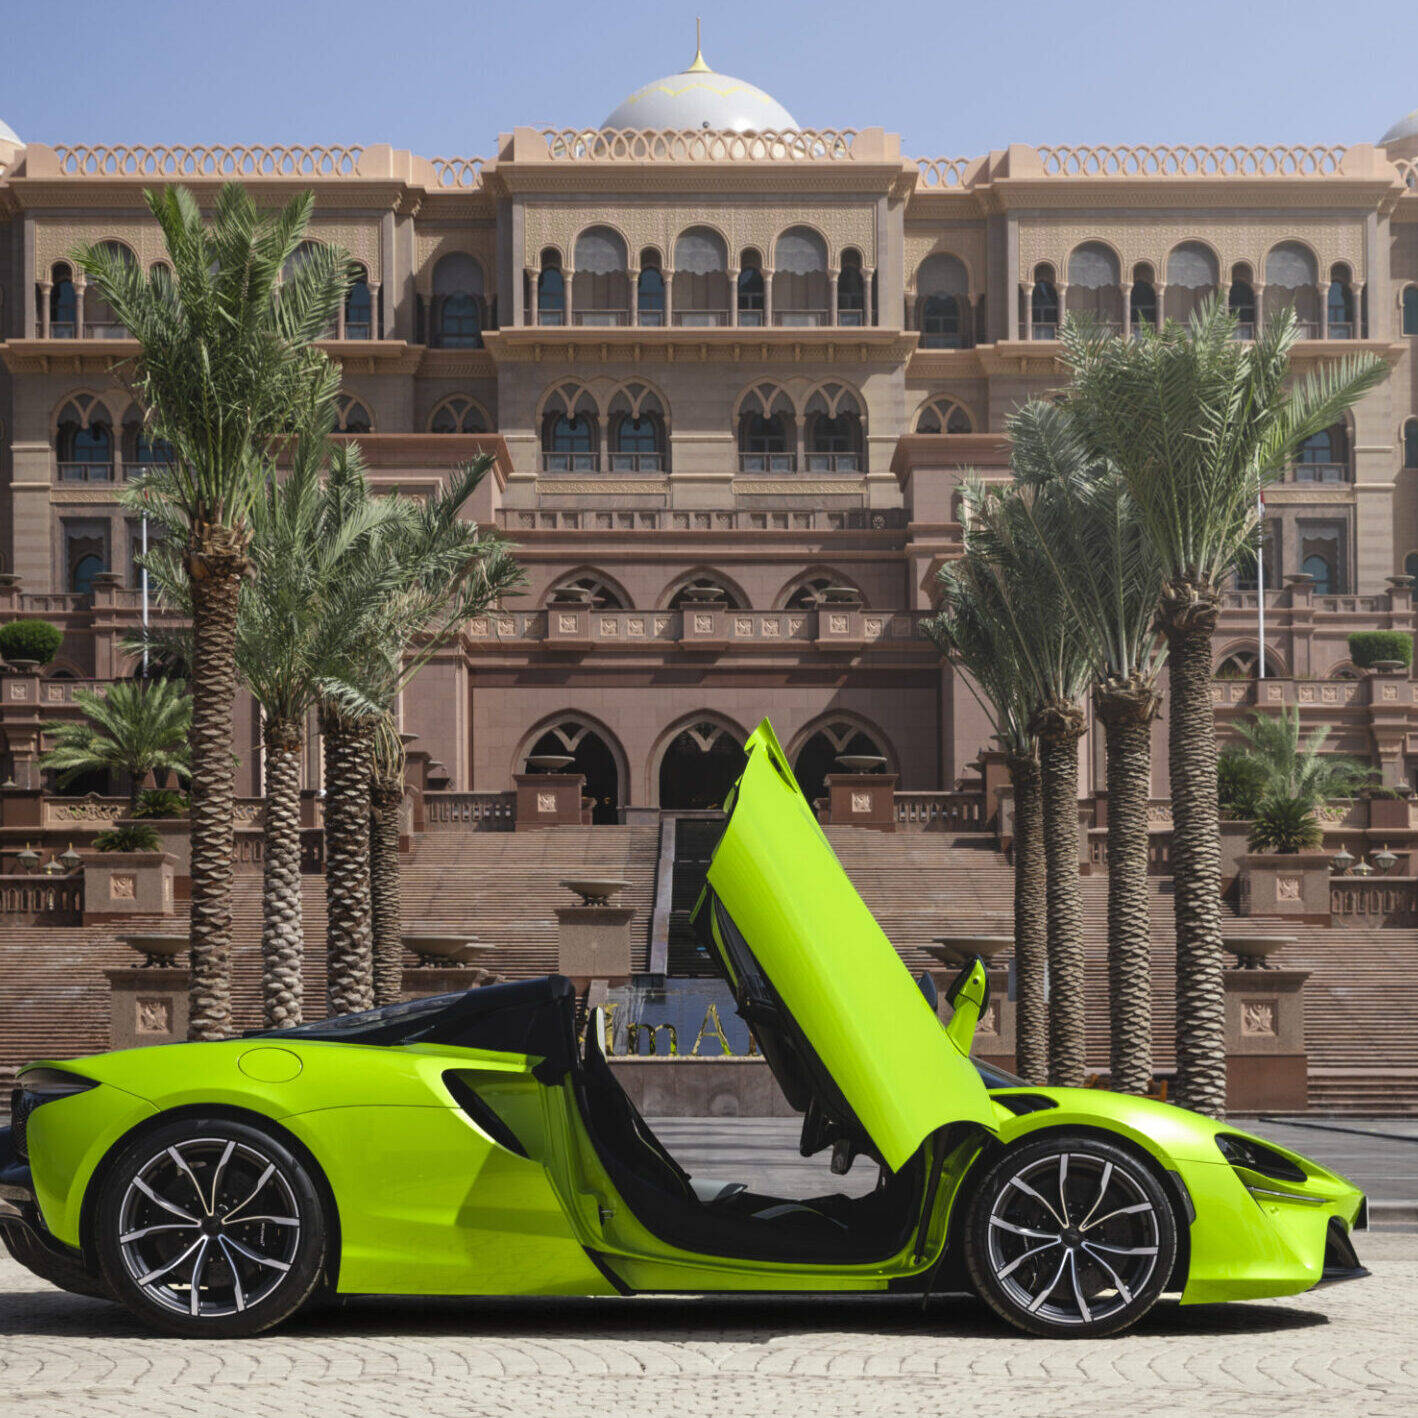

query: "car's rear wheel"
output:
94 1116 327 1338
962 1132 1177 1338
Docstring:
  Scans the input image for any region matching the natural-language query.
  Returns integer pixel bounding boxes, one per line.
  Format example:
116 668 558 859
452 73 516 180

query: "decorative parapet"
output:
47 144 366 178
913 156 974 188
535 127 864 163
429 155 487 190
1033 143 1349 177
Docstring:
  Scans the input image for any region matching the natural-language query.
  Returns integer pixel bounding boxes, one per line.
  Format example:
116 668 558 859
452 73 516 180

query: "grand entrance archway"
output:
524 719 622 824
658 720 746 810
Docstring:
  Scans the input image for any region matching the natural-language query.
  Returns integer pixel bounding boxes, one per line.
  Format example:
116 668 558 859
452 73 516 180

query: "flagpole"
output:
1256 488 1266 679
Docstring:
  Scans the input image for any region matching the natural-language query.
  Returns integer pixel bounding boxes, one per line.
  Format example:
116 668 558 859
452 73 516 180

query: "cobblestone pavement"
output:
2 1234 1414 1418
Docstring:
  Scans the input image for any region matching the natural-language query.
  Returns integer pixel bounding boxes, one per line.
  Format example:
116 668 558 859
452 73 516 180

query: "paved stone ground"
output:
2 1235 1414 1417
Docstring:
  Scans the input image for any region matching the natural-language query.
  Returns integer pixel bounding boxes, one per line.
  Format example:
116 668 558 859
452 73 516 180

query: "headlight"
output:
1215 1132 1307 1183
11 1069 98 1160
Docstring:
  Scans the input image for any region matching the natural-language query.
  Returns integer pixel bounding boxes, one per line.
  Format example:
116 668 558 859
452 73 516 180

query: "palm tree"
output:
40 678 190 811
369 715 406 1007
131 412 402 1027
1228 706 1375 807
1056 300 1386 1115
927 561 1048 1084
75 184 352 1041
1008 400 1167 1096
958 481 1094 1087
319 454 522 1015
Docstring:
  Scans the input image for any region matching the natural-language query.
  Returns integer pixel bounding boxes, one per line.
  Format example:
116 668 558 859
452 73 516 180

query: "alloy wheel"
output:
983 1148 1162 1328
115 1136 303 1319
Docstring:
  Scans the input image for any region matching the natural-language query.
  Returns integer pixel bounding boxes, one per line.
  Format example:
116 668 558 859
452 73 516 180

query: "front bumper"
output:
1315 1216 1370 1287
0 1125 111 1300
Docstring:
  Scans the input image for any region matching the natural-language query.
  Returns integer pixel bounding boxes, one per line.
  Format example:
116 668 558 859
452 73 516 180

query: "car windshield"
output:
252 992 464 1040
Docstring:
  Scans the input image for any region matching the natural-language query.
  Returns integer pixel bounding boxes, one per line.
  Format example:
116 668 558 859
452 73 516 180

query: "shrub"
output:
132 788 189 818
1218 748 1268 819
92 821 162 853
1348 630 1413 669
1247 796 1323 854
0 620 64 667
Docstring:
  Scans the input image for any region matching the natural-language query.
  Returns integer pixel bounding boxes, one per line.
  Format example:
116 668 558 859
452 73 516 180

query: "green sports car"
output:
0 719 1367 1338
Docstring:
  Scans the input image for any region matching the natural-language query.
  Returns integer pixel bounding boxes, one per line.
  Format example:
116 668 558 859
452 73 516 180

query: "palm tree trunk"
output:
1096 680 1158 1096
260 716 305 1028
184 532 246 1041
321 710 375 1016
1161 586 1227 1117
1035 704 1087 1087
369 777 404 1007
1007 752 1048 1085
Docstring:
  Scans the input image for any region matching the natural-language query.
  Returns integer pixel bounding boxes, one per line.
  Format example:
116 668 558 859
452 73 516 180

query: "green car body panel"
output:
12 715 1364 1316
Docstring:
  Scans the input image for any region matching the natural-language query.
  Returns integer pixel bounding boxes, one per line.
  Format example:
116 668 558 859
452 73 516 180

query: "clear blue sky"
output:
6 0 1416 156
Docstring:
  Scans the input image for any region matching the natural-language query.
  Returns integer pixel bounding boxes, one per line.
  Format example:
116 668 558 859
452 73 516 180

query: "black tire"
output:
93 1115 328 1338
962 1131 1177 1338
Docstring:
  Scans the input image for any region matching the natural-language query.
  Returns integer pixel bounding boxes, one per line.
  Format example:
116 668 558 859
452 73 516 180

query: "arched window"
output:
736 383 796 473
1229 263 1256 338
773 227 829 326
792 719 891 805
673 227 730 325
84 242 137 338
432 253 484 348
335 396 372 434
1130 263 1158 333
838 248 866 326
48 262 78 337
1405 418 1418 469
1234 519 1279 591
1215 648 1281 680
1294 422 1349 482
345 265 374 339
658 720 747 810
429 395 489 434
55 397 113 482
637 251 665 327
71 553 105 596
1031 264 1059 338
1066 243 1122 330
120 404 173 476
667 575 744 610
915 397 972 434
1165 242 1219 324
918 253 969 348
573 227 630 325
608 384 667 472
781 573 865 610
525 719 623 825
1327 264 1355 339
1264 242 1320 335
536 251 565 326
1406 551 1418 581
737 249 765 326
1299 522 1345 595
804 384 864 473
540 385 598 472
1404 285 1418 337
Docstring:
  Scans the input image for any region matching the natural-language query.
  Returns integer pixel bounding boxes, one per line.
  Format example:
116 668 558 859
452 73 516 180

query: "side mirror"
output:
915 970 939 1013
943 956 990 1054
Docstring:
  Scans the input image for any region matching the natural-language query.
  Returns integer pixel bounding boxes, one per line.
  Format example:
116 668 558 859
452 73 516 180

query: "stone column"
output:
514 772 586 830
368 282 381 338
1055 281 1069 333
525 267 538 325
629 266 639 325
762 268 774 325
863 267 875 325
1023 282 1034 340
556 902 634 991
1319 281 1329 339
727 267 739 326
335 294 346 339
1155 281 1167 325
824 772 898 831
73 279 86 338
105 966 190 1049
1120 281 1132 337
39 282 51 338
563 267 574 326
1353 282 1365 337
828 269 839 326
662 267 674 326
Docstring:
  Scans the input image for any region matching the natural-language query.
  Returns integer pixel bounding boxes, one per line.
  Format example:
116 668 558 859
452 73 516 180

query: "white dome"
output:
1381 109 1418 145
601 47 797 133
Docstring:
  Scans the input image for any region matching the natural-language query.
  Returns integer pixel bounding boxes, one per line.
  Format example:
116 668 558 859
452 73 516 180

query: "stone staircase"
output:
1 821 1417 1112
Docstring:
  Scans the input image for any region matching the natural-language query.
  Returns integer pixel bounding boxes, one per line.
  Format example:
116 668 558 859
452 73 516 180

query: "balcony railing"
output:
1030 322 1059 340
85 322 129 339
804 452 862 474
837 308 866 327
737 309 765 327
574 310 629 326
673 309 730 327
344 321 373 340
738 452 797 473
535 310 566 326
1328 321 1355 339
607 452 664 473
1291 462 1349 483
1232 322 1256 340
57 462 115 482
636 309 665 326
541 452 600 474
773 309 829 327
49 323 77 339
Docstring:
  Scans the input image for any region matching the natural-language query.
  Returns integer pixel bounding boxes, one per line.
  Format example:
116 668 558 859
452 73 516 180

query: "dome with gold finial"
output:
601 28 797 133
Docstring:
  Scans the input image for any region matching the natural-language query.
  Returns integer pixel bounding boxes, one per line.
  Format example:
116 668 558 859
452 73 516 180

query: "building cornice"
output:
482 327 918 365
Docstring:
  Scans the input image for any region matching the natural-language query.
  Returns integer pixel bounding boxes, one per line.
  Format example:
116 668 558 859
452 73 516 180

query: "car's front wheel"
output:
962 1132 1177 1338
94 1116 328 1338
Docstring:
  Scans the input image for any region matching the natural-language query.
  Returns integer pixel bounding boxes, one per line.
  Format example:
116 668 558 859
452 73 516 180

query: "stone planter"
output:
823 772 898 831
1237 851 1331 923
81 850 177 922
513 771 585 830
1224 967 1310 1111
104 965 189 1048
1368 797 1412 831
556 903 634 986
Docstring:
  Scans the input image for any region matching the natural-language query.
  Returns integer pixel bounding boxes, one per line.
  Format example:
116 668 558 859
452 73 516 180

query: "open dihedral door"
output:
692 719 997 1174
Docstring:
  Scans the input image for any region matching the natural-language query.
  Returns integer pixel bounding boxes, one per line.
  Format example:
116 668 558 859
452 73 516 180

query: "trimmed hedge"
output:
0 619 64 666
1348 630 1414 669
